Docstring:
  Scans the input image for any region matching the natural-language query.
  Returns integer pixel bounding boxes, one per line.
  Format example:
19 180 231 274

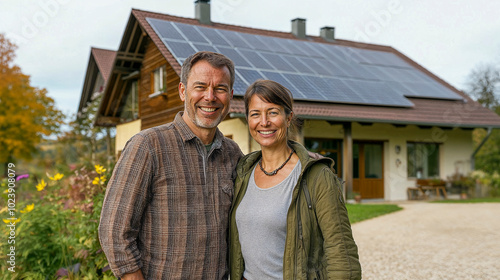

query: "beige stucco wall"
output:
113 116 473 201
218 118 253 153
302 120 473 201
115 119 142 155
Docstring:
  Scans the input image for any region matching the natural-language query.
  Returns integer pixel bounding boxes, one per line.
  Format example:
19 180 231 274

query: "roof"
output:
230 98 500 128
91 48 116 84
77 47 116 116
97 8 500 128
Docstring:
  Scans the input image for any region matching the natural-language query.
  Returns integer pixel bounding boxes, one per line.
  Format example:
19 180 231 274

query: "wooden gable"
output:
139 40 183 129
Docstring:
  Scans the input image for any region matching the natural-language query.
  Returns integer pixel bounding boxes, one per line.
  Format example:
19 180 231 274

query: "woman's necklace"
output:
259 149 294 176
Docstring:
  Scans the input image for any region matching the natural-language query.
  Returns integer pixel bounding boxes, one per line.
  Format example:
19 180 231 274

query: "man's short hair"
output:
180 51 235 89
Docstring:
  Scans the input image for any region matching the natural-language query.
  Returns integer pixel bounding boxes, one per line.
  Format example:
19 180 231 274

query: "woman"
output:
229 80 361 280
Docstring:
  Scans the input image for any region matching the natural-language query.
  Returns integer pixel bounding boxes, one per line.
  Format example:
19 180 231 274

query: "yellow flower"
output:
92 177 100 185
20 204 34 213
95 165 106 175
49 173 64 181
3 189 8 194
3 218 20 224
36 179 47 191
100 175 106 181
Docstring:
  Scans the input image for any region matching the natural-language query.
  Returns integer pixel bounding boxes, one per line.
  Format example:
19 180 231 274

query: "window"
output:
120 80 139 122
151 65 167 96
305 138 342 175
407 142 440 178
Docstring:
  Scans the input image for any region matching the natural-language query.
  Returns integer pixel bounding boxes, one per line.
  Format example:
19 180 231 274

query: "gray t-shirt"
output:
235 160 302 280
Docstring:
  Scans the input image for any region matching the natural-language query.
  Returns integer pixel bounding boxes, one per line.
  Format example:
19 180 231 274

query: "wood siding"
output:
139 39 183 130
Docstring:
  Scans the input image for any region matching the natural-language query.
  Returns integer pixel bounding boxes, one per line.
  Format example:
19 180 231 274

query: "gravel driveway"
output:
350 202 500 280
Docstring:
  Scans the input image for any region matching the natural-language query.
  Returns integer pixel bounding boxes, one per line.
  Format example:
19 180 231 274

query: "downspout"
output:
471 127 493 170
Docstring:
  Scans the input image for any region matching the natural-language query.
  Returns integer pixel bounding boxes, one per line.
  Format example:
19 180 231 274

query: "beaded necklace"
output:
258 149 294 176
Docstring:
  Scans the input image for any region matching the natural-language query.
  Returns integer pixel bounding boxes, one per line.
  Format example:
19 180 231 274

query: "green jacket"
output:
229 141 361 280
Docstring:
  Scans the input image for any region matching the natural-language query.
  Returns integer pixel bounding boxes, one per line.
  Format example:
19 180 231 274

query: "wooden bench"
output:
417 179 448 199
407 186 426 200
408 179 448 200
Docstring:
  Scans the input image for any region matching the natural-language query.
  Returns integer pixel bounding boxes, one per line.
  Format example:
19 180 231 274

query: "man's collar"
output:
173 112 224 149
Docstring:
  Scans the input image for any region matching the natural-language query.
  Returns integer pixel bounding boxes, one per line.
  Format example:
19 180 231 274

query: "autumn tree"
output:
0 33 65 176
466 63 500 173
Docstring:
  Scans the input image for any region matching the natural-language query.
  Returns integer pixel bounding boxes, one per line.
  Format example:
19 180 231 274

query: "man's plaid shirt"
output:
99 112 242 279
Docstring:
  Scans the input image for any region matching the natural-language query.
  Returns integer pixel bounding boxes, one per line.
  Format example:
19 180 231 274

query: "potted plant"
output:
447 171 474 200
346 191 361 204
352 192 362 203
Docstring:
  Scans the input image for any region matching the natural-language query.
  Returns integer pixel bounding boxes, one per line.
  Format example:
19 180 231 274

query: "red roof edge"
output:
91 47 117 84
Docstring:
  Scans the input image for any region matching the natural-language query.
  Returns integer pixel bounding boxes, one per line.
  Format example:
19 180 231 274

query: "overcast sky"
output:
1 0 499 116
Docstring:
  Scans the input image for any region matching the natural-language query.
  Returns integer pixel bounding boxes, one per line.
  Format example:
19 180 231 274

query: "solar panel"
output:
146 17 462 107
217 29 249 48
258 36 291 54
147 19 185 40
332 46 369 65
237 68 266 85
215 47 252 68
322 77 365 102
294 40 324 58
343 79 414 106
365 65 399 81
317 59 351 77
284 56 315 74
380 67 415 82
173 23 208 43
428 82 461 100
163 40 196 60
383 81 415 97
260 53 296 72
279 39 309 56
239 49 274 70
261 71 302 98
233 72 249 95
375 51 412 68
302 76 331 98
240 34 272 52
192 43 218 53
197 26 231 46
283 74 327 101
300 57 334 76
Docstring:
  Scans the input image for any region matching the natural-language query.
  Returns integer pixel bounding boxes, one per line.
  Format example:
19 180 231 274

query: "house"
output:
78 47 116 120
80 1 500 201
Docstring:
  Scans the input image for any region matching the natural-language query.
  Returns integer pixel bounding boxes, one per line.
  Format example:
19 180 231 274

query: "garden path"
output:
351 202 500 279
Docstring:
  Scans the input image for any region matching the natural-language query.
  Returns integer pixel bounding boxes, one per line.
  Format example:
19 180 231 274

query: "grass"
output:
346 203 402 224
430 197 500 203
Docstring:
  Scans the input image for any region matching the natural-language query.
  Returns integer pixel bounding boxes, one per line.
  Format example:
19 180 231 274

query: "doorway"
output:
353 142 384 199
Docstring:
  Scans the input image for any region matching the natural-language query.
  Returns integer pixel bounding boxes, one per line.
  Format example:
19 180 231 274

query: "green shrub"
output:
0 165 113 279
471 170 500 197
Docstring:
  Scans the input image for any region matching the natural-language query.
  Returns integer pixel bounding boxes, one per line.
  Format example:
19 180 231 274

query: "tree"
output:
0 33 65 176
467 64 500 113
59 92 115 169
466 63 500 173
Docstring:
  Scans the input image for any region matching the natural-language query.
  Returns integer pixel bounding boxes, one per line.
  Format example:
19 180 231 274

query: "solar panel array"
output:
147 18 463 107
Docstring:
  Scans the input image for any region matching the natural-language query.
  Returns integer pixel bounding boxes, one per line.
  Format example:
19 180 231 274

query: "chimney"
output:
291 18 306 39
195 0 211 25
320 26 335 41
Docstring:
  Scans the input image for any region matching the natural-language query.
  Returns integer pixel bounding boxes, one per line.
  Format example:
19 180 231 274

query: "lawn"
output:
430 197 500 203
346 203 402 224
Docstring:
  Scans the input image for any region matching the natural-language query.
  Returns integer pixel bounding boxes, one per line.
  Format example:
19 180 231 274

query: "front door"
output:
353 142 384 199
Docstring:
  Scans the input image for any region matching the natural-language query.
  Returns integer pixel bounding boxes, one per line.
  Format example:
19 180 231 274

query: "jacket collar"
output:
173 111 224 150
236 140 335 177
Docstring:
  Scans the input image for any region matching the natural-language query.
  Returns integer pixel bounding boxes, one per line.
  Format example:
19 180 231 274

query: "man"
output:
99 51 243 279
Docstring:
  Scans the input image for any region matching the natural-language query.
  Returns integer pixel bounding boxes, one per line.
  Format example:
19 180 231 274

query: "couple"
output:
99 51 361 280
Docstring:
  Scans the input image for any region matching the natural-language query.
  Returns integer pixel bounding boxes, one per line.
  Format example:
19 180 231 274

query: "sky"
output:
1 0 500 117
